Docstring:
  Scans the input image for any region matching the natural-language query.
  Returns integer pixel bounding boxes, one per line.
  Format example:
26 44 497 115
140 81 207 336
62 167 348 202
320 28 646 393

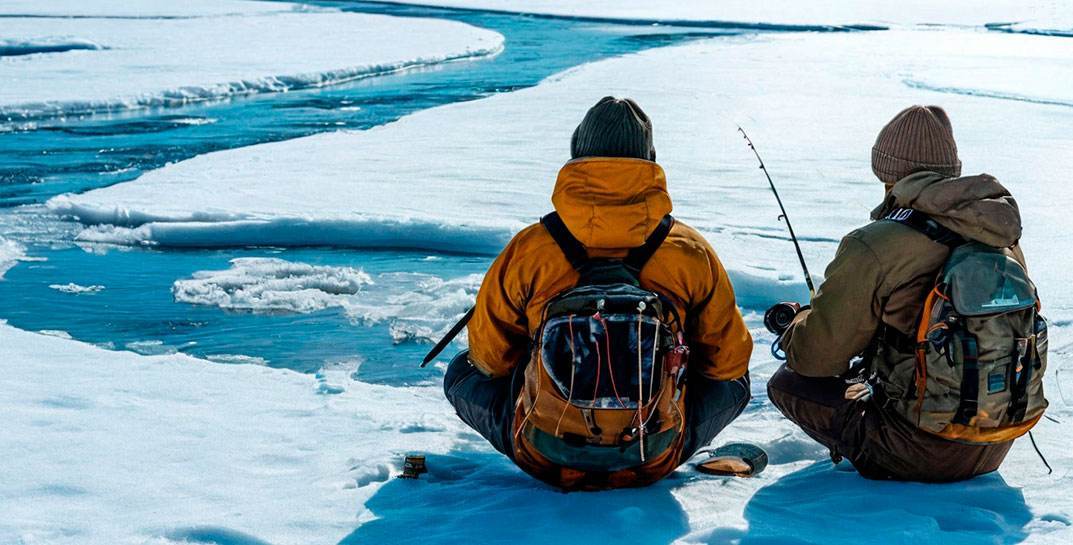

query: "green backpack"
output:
878 208 1048 443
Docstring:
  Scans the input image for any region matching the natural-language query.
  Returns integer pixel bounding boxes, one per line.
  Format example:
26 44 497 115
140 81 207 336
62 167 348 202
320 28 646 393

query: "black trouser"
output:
443 350 750 463
767 363 1012 482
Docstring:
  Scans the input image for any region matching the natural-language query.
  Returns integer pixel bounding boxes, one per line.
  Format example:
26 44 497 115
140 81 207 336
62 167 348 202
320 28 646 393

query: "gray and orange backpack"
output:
876 208 1048 443
510 212 691 490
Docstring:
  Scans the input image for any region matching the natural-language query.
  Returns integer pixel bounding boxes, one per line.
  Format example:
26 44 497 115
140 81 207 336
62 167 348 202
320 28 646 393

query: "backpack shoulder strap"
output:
624 214 675 274
881 208 963 248
541 212 588 271
541 212 675 274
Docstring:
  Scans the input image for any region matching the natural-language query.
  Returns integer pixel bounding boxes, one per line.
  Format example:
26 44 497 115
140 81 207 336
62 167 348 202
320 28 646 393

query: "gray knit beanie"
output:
872 105 961 184
571 96 655 161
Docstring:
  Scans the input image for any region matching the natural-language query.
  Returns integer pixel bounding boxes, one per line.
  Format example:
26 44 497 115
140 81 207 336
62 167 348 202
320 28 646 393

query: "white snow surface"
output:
0 323 461 545
0 0 295 17
52 29 1073 311
0 1 503 121
3 315 1072 544
378 0 1072 28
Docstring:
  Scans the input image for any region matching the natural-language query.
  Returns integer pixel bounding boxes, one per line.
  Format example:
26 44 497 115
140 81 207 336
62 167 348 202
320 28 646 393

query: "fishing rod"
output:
738 127 816 298
420 306 474 368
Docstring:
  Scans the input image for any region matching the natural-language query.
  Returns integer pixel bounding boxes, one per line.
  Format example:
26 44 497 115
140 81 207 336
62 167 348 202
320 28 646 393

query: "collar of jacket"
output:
870 170 1022 247
551 157 674 249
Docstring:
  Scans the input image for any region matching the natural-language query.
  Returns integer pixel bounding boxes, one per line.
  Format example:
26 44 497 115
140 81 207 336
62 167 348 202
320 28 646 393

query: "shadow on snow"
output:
339 452 690 544
707 461 1031 545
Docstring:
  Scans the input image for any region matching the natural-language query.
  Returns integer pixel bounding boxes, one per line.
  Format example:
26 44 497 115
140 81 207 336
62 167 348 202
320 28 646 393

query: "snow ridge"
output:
904 79 1073 109
0 37 102 57
1 46 504 122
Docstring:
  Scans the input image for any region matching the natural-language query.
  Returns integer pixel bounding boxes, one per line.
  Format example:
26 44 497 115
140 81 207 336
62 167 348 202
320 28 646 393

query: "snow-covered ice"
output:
0 0 295 18
377 0 1072 28
0 323 461 545
0 0 503 121
10 4 1073 544
3 316 1071 544
51 29 1073 310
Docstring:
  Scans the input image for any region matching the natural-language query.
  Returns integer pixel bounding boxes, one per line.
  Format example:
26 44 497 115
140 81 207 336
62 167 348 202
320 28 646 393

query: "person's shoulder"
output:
658 219 721 270
665 219 714 253
502 221 559 257
847 218 934 255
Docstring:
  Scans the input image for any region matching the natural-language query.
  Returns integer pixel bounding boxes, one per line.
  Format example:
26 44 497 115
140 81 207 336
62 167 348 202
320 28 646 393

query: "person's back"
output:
768 105 1047 481
444 97 753 490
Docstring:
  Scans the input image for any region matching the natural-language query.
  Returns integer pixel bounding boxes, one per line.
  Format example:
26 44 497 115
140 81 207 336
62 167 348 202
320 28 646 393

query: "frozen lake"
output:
2 1 1072 544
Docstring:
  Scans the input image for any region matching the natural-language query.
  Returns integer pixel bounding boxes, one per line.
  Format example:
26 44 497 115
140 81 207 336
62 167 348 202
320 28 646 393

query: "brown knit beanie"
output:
571 96 655 161
871 105 961 184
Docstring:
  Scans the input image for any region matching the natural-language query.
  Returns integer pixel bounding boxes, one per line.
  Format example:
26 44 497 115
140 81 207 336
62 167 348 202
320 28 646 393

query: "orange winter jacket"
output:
467 157 752 382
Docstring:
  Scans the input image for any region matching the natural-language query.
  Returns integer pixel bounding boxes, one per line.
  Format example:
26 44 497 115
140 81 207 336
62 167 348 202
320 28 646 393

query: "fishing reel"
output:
765 302 805 362
764 302 802 336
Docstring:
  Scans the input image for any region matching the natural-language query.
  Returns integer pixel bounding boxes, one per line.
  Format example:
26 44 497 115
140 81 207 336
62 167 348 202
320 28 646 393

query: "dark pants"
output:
444 351 750 463
767 363 1012 482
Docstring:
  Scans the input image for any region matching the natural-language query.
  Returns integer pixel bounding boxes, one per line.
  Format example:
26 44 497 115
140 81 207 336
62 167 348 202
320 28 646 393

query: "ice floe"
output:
52 29 1073 310
0 0 503 122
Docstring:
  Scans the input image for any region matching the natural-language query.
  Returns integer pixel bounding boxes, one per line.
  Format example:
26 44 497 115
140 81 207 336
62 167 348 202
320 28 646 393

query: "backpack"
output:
511 212 690 484
876 208 1048 444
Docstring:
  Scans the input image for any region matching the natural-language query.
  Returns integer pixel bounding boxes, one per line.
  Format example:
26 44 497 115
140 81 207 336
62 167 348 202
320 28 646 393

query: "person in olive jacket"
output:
769 105 1030 482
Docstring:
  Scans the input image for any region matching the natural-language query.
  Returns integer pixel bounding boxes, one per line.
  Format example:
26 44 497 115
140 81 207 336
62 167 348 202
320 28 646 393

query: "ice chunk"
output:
48 282 105 295
172 258 374 314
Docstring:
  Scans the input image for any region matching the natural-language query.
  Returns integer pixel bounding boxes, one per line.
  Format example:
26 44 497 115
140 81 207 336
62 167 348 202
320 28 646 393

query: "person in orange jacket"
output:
444 97 753 488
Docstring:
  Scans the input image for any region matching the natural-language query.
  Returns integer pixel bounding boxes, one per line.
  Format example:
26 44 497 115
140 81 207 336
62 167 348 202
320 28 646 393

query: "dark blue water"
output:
0 2 745 384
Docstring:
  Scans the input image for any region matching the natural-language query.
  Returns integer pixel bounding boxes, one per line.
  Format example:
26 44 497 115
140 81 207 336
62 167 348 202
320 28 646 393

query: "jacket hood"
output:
551 157 673 249
871 171 1022 247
